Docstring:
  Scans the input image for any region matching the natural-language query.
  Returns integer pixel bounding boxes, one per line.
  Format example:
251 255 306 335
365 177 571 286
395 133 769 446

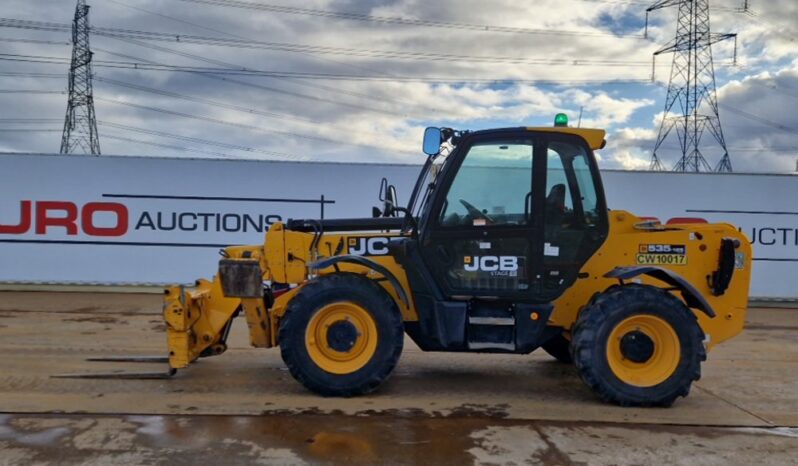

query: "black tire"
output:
541 333 573 364
571 284 705 407
278 273 404 397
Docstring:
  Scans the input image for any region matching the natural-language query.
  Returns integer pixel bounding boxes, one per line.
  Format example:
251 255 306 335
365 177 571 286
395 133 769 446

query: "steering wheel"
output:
459 199 494 224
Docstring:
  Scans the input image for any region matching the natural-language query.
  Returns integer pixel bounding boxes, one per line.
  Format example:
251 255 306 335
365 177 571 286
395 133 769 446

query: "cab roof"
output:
467 126 607 151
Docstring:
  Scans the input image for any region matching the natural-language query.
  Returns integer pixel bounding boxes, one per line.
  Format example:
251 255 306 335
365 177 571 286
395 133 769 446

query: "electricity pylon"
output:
646 0 736 172
60 0 101 155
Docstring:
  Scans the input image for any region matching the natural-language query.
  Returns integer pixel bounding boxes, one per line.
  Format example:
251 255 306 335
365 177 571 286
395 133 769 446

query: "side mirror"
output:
383 185 399 217
376 178 399 217
422 127 442 156
378 177 388 202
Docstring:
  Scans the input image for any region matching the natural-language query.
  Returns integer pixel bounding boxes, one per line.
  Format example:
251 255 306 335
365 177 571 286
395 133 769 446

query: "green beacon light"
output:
554 113 569 127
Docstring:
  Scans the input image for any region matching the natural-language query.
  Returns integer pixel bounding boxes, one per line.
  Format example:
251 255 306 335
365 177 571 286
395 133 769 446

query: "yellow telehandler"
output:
69 115 753 406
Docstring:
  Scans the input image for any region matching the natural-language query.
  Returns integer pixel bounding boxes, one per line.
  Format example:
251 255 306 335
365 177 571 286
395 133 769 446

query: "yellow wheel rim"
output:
305 302 378 375
606 315 681 388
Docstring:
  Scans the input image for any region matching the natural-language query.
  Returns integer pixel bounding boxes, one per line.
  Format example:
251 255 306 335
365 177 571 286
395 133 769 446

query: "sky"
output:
0 0 796 172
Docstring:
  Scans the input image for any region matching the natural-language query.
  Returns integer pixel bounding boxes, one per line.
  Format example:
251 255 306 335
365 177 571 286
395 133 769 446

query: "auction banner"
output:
0 154 796 298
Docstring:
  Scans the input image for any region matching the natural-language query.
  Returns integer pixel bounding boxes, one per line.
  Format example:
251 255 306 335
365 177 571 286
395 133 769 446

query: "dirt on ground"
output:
0 291 797 465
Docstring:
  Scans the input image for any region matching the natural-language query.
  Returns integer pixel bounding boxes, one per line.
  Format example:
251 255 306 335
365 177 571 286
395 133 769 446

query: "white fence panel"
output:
1 154 795 298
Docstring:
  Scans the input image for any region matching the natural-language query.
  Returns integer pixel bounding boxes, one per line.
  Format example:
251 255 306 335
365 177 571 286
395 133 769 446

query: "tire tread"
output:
571 284 705 407
278 273 404 397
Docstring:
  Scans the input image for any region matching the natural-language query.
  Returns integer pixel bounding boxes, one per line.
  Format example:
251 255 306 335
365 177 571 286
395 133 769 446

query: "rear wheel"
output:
571 284 705 407
279 273 404 397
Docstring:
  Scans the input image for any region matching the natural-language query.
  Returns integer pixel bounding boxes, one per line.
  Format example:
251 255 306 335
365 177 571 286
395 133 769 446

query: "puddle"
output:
731 427 798 438
1 413 797 465
0 414 71 446
124 413 481 463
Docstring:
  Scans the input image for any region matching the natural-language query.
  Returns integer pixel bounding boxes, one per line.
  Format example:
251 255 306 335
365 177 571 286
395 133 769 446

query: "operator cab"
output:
407 116 609 303
394 116 610 351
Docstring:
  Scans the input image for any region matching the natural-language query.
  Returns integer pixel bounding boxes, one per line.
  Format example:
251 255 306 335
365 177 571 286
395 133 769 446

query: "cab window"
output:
439 141 534 227
546 141 600 228
539 139 605 295
572 153 600 225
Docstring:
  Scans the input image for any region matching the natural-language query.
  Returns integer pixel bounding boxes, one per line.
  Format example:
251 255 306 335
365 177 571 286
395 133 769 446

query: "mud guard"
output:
604 266 716 318
309 255 410 308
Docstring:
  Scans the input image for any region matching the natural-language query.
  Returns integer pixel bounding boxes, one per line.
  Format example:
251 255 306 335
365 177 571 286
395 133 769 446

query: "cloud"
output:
0 0 795 172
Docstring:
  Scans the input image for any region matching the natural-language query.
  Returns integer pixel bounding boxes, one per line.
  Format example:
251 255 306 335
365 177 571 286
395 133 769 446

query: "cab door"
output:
539 136 609 300
420 131 608 303
420 133 545 299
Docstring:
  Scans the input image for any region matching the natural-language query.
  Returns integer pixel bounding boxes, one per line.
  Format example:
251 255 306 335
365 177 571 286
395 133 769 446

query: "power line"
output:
176 0 646 38
90 31 654 67
748 80 798 100
104 0 393 80
134 0 670 122
94 96 416 154
0 18 658 67
0 53 71 65
97 37 424 116
93 76 315 124
0 89 65 94
0 53 653 84
108 35 438 113
719 103 797 133
0 118 62 123
102 133 240 159
0 37 70 46
91 45 412 118
97 121 306 160
730 3 797 40
578 0 743 12
655 145 798 153
0 117 307 163
100 33 689 124
0 128 62 132
175 69 416 117
650 79 798 135
0 72 65 78
0 18 72 32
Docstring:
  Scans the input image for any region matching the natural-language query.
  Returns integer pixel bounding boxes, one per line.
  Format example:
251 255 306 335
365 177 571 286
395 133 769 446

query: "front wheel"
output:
571 284 705 407
278 273 404 397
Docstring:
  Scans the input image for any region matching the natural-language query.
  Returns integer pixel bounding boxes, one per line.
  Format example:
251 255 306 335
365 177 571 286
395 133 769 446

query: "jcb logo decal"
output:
464 256 519 272
348 237 396 256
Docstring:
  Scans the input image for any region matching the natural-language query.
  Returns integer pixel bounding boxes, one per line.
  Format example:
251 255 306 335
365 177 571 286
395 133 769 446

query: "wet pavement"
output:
0 291 797 465
1 413 797 465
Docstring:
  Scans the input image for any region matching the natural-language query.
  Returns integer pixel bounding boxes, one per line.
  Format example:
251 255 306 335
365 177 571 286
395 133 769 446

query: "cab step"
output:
467 341 516 351
466 302 517 351
467 316 515 326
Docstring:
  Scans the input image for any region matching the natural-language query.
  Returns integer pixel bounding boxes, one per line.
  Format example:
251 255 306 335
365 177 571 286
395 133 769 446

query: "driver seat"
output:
545 184 567 229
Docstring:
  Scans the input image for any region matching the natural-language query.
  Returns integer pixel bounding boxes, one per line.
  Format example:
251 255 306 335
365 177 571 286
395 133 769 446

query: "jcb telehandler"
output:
81 116 754 406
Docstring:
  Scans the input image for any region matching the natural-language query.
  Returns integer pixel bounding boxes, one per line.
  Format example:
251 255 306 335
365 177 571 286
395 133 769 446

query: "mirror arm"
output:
394 207 419 237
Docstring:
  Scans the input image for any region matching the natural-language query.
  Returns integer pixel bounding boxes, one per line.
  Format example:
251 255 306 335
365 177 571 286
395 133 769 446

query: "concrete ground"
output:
0 291 797 465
